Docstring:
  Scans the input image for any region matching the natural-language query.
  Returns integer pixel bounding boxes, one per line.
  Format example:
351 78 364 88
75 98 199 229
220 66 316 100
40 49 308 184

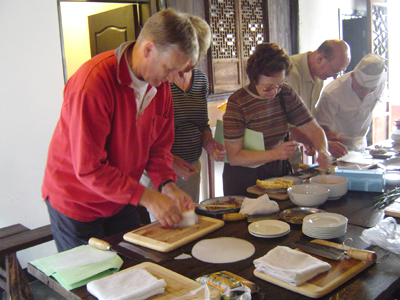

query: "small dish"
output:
249 229 290 238
256 176 303 192
248 220 290 236
280 207 327 224
195 196 244 216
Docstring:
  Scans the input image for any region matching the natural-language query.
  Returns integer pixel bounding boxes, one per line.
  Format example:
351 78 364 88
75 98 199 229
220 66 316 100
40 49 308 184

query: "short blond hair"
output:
187 14 211 60
137 8 199 63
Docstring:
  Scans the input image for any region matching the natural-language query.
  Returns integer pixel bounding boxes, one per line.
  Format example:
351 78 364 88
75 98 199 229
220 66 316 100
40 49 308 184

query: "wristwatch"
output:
158 179 174 192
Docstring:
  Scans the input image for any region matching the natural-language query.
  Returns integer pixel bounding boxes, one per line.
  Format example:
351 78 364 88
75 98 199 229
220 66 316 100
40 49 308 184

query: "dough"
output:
192 237 255 263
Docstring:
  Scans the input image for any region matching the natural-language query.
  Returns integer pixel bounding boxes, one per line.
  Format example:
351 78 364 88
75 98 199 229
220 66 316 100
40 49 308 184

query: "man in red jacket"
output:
42 9 198 251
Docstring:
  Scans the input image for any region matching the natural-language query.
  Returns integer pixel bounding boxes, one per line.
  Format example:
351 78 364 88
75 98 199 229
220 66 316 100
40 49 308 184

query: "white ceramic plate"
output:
249 229 290 238
248 220 290 236
303 213 347 228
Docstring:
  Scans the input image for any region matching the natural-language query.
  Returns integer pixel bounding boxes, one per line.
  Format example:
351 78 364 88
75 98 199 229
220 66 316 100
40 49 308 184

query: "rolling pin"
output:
222 213 246 221
311 239 377 262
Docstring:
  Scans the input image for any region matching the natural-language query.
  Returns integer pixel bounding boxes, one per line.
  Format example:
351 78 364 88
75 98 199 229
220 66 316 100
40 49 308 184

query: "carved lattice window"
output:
209 0 237 59
208 0 265 93
241 0 264 57
371 5 388 73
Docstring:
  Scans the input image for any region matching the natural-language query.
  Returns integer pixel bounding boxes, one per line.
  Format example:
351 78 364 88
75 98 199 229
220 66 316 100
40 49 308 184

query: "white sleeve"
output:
314 92 338 129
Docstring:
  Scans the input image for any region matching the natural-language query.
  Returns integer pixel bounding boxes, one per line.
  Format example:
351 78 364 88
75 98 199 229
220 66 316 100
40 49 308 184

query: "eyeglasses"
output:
328 64 342 77
260 83 285 93
325 56 342 78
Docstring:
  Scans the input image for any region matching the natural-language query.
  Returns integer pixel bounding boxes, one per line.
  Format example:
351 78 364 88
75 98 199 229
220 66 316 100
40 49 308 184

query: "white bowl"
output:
287 184 330 207
310 175 349 200
391 131 400 142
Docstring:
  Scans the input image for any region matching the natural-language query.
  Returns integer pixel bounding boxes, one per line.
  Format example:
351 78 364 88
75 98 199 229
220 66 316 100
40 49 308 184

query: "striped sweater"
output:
170 69 211 163
223 84 314 150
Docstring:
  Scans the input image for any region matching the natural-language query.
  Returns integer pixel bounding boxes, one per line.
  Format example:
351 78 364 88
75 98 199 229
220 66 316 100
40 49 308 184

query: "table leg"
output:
6 253 35 300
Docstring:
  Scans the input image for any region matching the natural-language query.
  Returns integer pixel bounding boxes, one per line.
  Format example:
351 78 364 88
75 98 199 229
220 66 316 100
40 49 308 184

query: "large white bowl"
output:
287 184 330 207
310 175 348 200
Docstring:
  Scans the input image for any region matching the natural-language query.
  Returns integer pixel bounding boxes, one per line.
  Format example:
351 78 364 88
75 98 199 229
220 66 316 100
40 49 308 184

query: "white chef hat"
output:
353 53 385 88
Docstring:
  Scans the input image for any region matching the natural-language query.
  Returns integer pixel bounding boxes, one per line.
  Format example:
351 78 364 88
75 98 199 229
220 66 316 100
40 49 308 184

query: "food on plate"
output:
256 178 293 190
196 271 258 299
205 197 242 211
369 148 387 155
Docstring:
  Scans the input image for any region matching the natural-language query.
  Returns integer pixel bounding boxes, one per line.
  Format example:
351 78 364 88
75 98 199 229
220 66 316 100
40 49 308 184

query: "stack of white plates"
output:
302 213 348 239
248 220 290 238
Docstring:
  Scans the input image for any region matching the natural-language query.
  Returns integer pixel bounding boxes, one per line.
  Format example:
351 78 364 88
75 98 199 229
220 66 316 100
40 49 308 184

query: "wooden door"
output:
343 17 369 72
88 5 137 57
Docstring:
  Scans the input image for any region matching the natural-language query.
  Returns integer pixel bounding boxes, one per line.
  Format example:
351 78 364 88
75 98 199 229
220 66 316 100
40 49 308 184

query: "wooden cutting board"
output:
247 185 289 200
123 215 224 252
384 197 400 218
254 241 374 298
112 262 220 300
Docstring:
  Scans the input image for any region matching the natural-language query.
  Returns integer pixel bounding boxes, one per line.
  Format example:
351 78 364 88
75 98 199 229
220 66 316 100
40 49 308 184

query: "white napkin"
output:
239 194 279 215
337 151 370 165
87 268 166 300
254 246 331 286
174 210 198 228
53 246 116 270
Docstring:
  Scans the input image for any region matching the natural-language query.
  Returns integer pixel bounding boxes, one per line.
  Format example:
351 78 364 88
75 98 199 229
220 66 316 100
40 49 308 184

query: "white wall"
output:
61 2 129 78
298 0 367 53
0 0 65 267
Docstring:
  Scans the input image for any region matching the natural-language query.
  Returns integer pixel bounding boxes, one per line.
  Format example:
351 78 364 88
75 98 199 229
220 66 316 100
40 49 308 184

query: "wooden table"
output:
28 191 400 300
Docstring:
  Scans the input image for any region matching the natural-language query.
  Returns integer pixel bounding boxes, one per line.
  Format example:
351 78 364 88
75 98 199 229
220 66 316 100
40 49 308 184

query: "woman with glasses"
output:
222 43 331 197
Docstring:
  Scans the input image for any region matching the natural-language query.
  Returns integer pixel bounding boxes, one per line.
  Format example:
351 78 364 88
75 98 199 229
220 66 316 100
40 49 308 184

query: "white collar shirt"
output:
314 72 387 151
286 52 324 114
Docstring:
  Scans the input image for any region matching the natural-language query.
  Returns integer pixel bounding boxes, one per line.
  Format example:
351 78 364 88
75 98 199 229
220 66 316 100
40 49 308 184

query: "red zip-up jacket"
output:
42 41 177 222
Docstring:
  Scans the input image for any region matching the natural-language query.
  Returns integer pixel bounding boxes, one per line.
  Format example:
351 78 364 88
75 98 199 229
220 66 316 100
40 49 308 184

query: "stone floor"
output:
1 280 67 300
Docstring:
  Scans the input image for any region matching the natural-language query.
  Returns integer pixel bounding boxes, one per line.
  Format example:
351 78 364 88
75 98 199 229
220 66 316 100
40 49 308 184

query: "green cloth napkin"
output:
29 245 123 290
214 119 265 168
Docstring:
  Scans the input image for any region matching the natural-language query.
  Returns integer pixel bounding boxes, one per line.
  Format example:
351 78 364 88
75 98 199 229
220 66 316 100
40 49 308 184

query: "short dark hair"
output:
246 43 291 84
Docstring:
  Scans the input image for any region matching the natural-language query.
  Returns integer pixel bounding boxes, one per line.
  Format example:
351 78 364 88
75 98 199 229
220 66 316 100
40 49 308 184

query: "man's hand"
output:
161 181 195 212
304 145 316 156
316 150 332 171
139 187 184 228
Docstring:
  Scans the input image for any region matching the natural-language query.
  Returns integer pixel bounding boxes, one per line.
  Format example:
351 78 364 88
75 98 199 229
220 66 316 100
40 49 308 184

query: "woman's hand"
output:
204 138 226 161
273 141 299 160
172 155 197 181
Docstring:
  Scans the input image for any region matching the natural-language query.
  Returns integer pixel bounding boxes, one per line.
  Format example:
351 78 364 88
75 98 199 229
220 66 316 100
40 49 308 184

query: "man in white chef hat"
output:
314 53 387 152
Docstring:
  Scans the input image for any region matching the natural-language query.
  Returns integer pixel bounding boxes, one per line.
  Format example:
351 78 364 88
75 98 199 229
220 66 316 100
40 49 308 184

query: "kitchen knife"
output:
115 241 164 263
295 240 377 262
89 237 146 262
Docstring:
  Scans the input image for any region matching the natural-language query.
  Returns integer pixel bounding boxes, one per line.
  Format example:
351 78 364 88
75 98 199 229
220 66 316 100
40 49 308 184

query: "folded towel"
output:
254 246 331 286
239 194 279 215
87 268 166 300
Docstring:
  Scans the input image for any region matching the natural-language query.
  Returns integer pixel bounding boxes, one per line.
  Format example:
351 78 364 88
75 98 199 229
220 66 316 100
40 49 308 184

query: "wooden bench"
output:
0 224 53 300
